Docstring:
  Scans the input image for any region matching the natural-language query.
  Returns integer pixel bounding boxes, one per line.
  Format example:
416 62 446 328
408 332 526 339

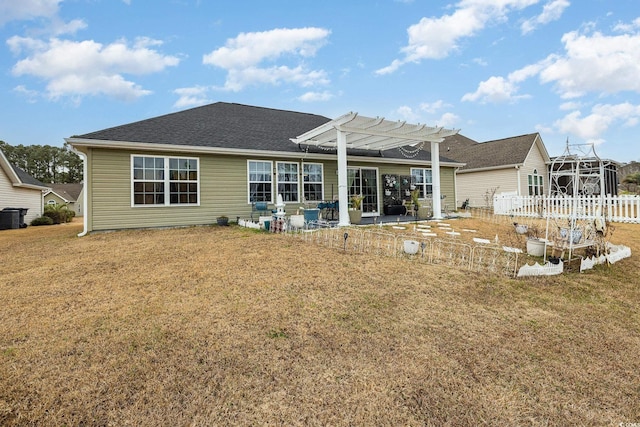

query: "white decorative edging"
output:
580 244 632 272
517 261 564 277
579 255 607 272
606 244 632 264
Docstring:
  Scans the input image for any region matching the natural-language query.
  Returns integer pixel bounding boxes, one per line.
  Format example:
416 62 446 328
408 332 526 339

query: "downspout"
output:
515 165 521 196
72 148 89 237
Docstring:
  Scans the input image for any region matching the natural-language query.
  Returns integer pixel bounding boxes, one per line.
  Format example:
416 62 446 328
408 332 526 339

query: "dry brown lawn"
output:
1 217 639 426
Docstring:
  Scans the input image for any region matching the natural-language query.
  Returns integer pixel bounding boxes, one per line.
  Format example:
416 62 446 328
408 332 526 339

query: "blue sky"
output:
1 0 639 163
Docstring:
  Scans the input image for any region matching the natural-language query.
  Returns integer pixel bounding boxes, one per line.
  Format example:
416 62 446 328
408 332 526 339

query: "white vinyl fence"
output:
494 193 640 224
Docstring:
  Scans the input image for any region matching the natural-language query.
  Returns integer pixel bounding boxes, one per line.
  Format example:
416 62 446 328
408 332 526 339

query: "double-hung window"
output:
276 162 299 203
410 168 433 198
132 155 199 206
248 160 273 203
303 163 323 202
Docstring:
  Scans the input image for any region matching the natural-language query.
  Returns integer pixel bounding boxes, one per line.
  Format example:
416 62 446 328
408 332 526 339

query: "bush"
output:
44 204 74 224
31 216 54 226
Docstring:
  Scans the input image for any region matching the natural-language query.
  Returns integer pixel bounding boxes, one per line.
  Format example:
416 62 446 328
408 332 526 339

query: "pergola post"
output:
337 129 350 226
431 140 443 219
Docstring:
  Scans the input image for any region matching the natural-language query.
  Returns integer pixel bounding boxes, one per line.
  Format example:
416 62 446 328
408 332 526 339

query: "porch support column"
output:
337 129 350 226
431 140 443 219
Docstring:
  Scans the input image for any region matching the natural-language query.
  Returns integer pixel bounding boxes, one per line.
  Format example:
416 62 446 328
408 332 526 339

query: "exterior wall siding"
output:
0 169 44 224
457 168 518 209
87 148 458 231
520 141 549 196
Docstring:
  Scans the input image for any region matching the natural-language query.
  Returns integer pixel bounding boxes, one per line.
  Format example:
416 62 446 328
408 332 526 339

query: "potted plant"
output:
411 189 430 220
348 194 364 225
525 225 547 257
216 215 229 226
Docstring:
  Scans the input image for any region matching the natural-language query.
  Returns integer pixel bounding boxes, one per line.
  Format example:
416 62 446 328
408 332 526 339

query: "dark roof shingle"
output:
442 133 540 170
76 102 461 163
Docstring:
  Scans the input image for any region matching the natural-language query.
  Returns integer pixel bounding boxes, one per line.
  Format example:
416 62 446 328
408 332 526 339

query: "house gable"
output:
0 149 49 224
445 133 541 172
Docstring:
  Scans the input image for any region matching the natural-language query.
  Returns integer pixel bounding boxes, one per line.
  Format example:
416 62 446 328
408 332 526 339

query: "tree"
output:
622 172 640 185
0 140 83 183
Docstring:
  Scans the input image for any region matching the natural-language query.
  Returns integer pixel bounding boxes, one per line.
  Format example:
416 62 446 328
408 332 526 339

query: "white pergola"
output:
291 112 459 226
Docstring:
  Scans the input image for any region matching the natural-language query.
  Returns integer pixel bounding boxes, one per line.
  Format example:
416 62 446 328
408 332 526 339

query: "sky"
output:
1 0 639 163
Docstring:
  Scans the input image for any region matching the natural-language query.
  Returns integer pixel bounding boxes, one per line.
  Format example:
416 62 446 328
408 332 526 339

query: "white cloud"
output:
0 0 60 26
12 84 39 103
203 27 331 91
298 91 334 102
419 100 450 114
10 36 180 101
539 29 640 98
559 101 581 110
554 102 640 142
521 0 570 34
461 75 530 103
49 18 86 35
464 20 640 103
376 0 539 74
393 103 459 127
436 112 460 128
394 105 420 122
172 86 211 109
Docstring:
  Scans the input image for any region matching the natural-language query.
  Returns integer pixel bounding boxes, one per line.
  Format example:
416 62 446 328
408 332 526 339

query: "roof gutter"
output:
66 137 464 168
457 163 524 174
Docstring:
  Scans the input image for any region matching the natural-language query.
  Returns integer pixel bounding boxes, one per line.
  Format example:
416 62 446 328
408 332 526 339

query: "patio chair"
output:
251 201 269 221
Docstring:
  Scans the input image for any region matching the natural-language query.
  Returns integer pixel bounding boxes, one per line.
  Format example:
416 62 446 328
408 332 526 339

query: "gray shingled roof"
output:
49 183 83 201
76 102 461 163
12 164 48 188
442 133 539 171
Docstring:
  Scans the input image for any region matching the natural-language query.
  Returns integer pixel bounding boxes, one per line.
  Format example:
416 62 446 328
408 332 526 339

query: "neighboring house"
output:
0 149 50 224
44 183 84 217
66 102 463 233
442 133 551 208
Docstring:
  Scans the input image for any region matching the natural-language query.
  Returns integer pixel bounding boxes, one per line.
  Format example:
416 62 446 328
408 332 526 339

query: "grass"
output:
1 217 639 426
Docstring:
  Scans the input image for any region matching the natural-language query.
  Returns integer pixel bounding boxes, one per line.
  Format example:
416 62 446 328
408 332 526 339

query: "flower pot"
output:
216 217 229 226
403 240 419 255
289 214 305 229
348 209 362 225
417 206 430 220
526 239 546 257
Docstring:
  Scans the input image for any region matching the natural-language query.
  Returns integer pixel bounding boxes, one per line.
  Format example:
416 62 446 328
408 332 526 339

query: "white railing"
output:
494 194 640 224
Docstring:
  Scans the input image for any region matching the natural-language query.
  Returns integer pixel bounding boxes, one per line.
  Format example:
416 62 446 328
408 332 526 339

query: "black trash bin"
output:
2 207 29 228
0 209 20 230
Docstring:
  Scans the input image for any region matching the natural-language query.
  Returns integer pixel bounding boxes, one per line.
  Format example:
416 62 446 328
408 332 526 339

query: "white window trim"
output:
276 161 300 204
528 168 544 196
410 167 433 199
302 162 324 203
130 154 200 208
247 160 274 204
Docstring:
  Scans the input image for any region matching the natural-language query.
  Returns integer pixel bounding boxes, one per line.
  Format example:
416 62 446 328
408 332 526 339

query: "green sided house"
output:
66 102 463 234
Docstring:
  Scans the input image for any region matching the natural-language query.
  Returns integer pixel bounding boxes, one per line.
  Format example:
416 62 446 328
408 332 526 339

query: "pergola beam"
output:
291 113 459 225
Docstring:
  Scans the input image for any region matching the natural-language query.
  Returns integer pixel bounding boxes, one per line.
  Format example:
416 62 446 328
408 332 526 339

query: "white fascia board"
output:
0 151 21 184
66 138 463 167
457 163 523 174
45 189 72 203
15 182 50 191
